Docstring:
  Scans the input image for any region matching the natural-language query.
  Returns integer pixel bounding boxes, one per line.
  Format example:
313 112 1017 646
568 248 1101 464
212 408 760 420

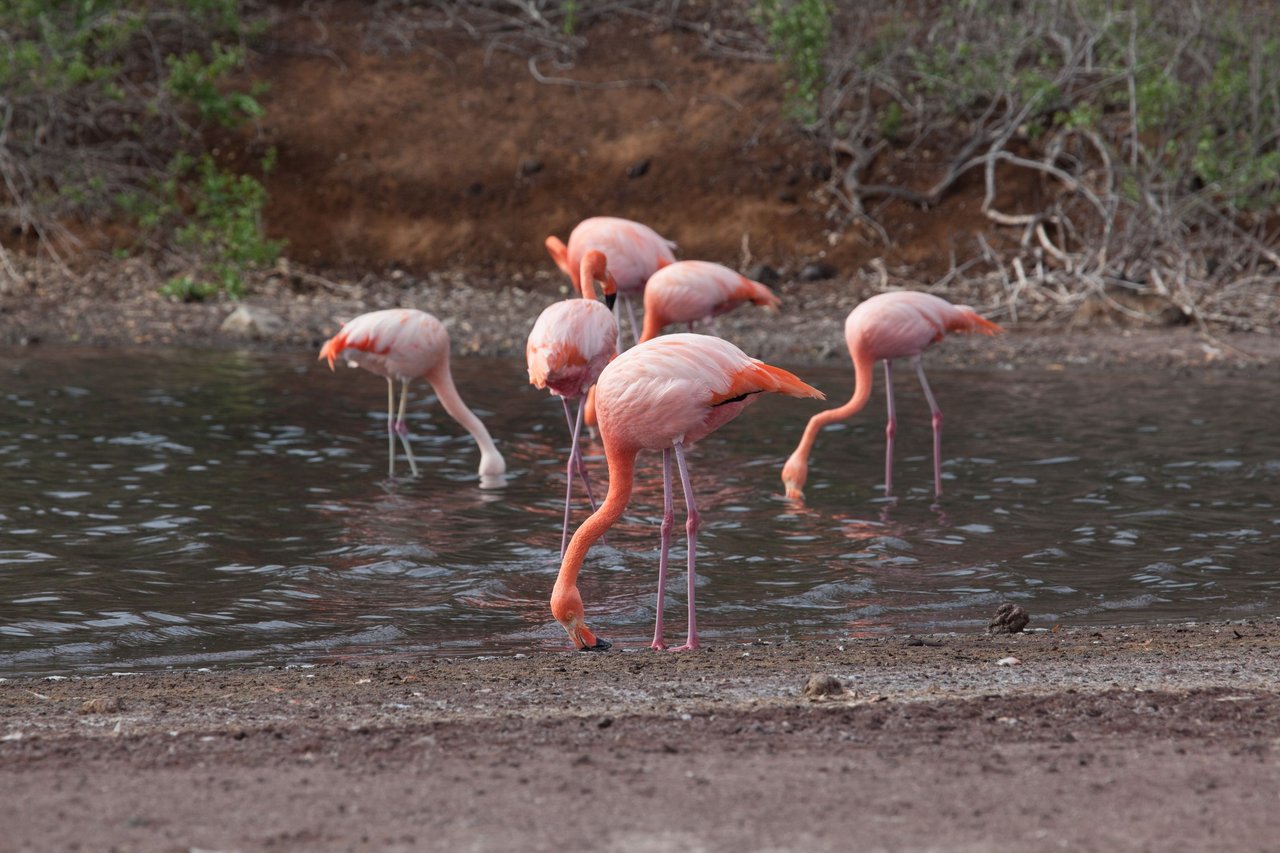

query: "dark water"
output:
1 346 1277 676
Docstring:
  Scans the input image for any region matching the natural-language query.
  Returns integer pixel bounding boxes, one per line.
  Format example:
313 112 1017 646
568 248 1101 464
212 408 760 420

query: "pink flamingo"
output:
781 291 1002 501
545 216 676 345
526 250 619 556
550 334 824 652
640 260 781 341
319 309 506 483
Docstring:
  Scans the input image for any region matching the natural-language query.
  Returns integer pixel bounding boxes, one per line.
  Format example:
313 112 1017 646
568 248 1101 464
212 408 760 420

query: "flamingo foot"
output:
665 641 699 653
650 640 668 651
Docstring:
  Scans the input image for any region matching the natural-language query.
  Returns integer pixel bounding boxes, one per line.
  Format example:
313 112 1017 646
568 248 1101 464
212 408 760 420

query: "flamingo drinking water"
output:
526 250 619 555
319 309 506 484
550 334 824 652
781 291 1002 501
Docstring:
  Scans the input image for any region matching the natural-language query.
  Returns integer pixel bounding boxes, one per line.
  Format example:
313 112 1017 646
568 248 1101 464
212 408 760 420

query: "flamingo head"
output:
551 584 611 652
781 452 808 501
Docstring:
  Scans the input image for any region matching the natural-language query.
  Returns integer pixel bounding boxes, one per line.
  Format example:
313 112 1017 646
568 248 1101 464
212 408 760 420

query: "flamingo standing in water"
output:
319 309 506 483
526 250 619 555
781 291 1002 501
545 216 676 346
551 334 824 652
640 260 781 342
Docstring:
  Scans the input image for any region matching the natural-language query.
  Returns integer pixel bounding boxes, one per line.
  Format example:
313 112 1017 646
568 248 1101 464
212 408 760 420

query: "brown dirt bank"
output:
3 621 1279 851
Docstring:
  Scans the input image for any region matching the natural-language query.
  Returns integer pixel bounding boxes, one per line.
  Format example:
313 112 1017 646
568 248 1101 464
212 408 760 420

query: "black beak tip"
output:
579 637 612 652
605 293 617 311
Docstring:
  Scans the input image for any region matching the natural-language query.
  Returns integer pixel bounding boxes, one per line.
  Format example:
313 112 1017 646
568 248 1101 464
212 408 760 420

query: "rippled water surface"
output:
2 346 1277 676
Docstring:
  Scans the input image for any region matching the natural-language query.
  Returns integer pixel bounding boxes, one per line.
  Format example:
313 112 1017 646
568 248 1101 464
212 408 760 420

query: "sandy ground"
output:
3 622 1279 851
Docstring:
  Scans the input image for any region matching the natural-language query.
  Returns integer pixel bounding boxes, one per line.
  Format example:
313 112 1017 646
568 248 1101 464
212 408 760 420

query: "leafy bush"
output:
0 0 278 298
754 0 833 124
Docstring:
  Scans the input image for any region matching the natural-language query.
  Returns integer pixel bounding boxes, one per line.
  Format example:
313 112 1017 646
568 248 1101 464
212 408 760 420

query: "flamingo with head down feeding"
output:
640 260 781 341
781 291 1002 501
526 249 619 555
319 308 506 484
550 333 824 652
545 216 676 346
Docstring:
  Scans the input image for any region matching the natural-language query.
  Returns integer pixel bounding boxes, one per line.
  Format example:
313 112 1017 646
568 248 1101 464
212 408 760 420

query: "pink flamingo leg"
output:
913 356 944 497
670 441 700 651
621 293 641 348
385 378 397 477
394 379 420 477
883 360 896 497
559 397 601 557
651 448 674 650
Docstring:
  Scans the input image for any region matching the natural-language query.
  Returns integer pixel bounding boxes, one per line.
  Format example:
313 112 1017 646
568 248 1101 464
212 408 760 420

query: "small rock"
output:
220 305 284 340
518 158 543 177
80 696 124 714
746 264 779 286
802 674 845 698
996 656 1021 667
989 603 1030 634
797 262 837 282
777 190 798 204
626 159 651 179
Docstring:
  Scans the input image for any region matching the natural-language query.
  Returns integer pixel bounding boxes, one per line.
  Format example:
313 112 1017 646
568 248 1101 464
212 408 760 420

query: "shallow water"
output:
1 346 1277 676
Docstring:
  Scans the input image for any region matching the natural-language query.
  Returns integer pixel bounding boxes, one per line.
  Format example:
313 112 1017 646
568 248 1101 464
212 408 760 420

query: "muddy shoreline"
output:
3 622 1279 850
4 261 1279 850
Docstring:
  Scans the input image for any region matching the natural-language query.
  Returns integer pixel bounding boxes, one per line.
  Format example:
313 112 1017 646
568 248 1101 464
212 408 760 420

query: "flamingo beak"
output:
605 292 617 311
579 637 612 652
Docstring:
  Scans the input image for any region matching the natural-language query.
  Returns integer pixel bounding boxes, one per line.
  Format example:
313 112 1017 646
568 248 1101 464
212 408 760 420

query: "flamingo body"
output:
551 334 823 652
545 216 676 297
319 308 506 481
640 261 781 341
781 291 1001 500
526 299 618 399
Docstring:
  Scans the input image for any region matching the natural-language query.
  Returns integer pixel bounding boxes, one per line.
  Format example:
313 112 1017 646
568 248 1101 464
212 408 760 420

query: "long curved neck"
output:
639 308 664 343
554 444 637 593
426 364 505 474
794 349 876 462
578 255 599 301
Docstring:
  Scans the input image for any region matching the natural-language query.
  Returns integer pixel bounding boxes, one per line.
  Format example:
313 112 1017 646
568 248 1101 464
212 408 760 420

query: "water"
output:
1 346 1277 676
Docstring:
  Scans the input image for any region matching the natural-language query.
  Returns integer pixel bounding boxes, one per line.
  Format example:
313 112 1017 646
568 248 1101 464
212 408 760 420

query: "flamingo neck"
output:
794 349 876 461
553 445 637 593
639 308 665 343
578 255 599 302
426 365 506 476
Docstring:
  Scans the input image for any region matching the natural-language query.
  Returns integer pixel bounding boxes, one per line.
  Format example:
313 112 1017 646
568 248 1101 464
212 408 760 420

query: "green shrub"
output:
754 0 833 124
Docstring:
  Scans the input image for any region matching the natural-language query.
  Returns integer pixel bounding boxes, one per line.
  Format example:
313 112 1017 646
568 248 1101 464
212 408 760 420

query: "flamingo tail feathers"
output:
712 361 824 406
949 308 1003 336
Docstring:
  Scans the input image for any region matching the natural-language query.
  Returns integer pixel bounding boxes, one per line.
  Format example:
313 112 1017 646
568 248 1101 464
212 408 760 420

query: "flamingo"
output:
640 260 781 342
781 291 1002 501
319 308 506 483
526 249 619 556
550 334 824 652
545 216 676 346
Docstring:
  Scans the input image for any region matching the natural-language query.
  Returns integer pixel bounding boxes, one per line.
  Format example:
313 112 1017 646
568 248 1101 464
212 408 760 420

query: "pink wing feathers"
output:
641 261 780 339
594 334 822 451
526 299 619 399
319 309 449 381
847 291 1002 361
563 217 676 294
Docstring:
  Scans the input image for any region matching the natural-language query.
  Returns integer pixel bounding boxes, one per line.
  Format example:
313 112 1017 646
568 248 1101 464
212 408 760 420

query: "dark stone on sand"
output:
746 264 779 286
989 603 1030 634
798 262 838 282
626 159 650 179
802 674 845 698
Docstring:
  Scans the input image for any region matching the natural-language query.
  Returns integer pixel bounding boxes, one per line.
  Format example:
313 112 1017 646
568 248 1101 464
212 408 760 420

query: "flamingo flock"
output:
319 216 1003 652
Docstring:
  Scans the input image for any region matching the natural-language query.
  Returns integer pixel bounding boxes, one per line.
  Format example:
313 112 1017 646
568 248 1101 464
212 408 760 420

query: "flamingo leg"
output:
394 379 420 477
558 397 579 558
569 397 600 514
883 360 897 497
385 378 397 478
669 441 700 652
651 448 674 650
914 356 944 498
623 294 641 348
